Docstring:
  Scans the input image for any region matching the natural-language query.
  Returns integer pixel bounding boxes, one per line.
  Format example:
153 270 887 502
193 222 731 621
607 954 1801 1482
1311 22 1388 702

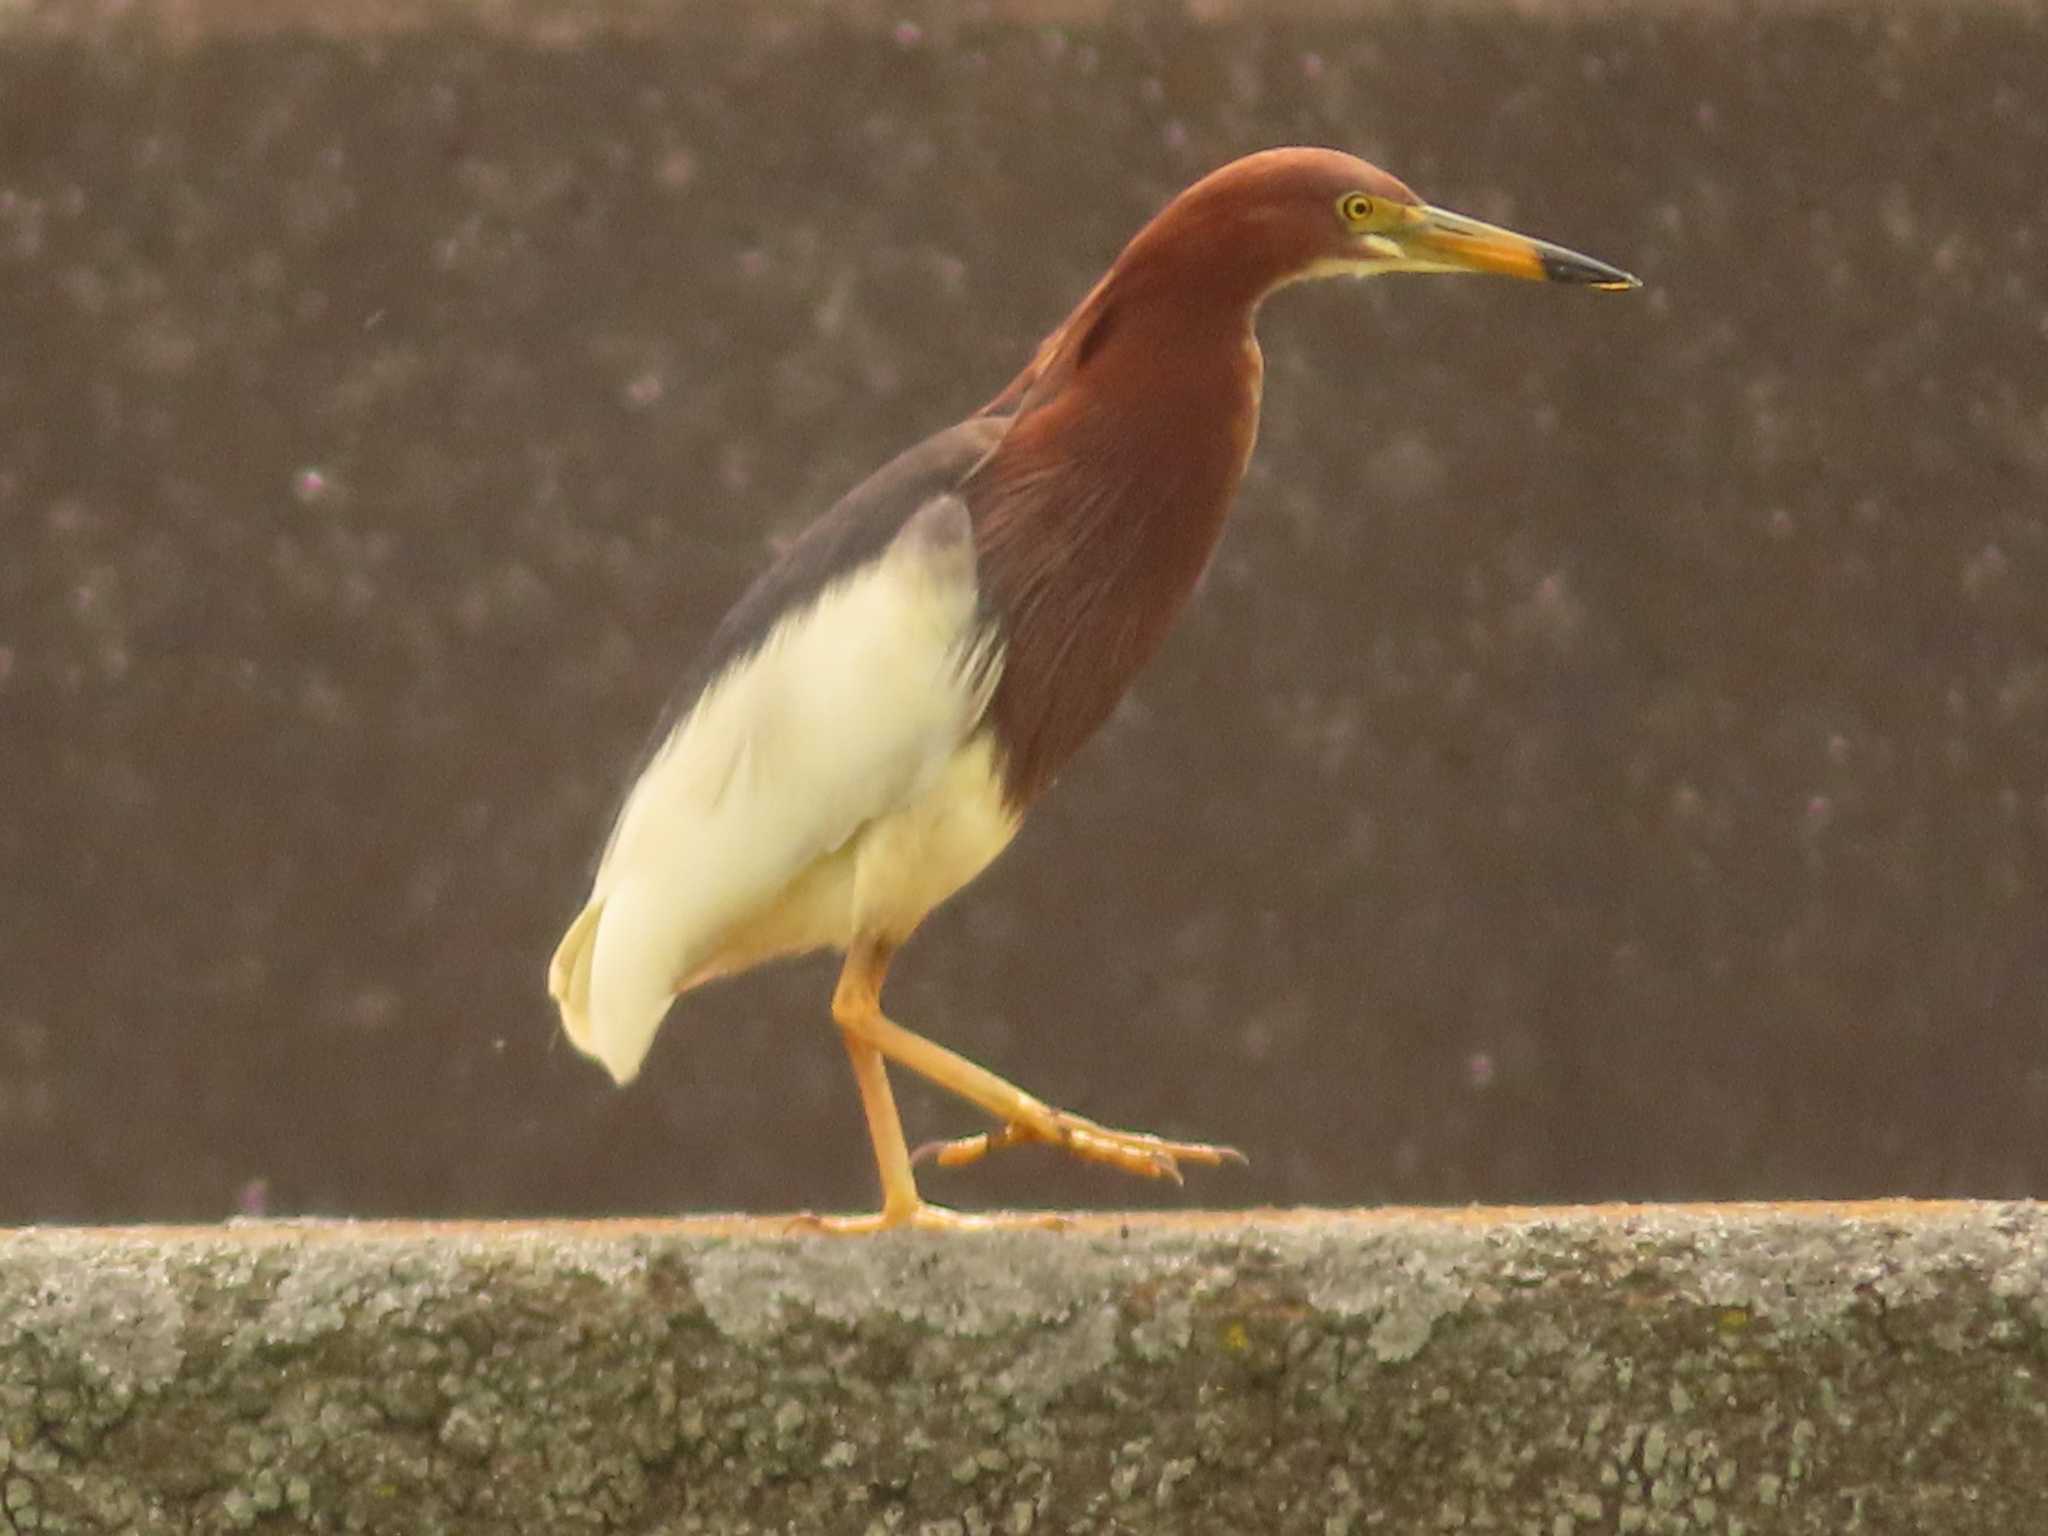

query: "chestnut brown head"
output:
1106 146 1638 313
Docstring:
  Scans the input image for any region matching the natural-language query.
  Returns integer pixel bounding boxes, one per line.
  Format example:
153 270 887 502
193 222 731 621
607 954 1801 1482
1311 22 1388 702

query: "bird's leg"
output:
800 940 1063 1234
832 939 1245 1187
910 1119 1248 1178
828 1033 925 1226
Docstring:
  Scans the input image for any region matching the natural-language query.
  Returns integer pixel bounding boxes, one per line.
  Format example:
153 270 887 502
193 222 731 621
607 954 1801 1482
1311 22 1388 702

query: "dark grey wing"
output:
591 414 1009 863
665 415 1007 731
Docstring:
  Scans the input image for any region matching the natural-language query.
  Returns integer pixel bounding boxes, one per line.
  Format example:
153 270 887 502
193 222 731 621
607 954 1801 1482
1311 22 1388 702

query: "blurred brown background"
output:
3 1 2045 1223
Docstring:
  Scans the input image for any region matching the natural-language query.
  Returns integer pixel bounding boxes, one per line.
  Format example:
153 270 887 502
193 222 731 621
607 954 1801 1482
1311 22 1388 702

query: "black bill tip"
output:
1540 248 1642 291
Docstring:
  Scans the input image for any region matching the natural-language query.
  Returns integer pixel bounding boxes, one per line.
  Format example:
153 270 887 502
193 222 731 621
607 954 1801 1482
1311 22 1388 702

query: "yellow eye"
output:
1338 192 1375 226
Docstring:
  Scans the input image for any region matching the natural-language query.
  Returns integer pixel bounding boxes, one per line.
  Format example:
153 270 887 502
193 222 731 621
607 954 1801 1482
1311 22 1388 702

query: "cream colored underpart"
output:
548 501 1012 1086
694 732 1017 987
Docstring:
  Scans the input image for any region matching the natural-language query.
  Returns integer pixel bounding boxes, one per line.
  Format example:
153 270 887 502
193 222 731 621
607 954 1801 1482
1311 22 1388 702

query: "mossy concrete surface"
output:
2 1203 2043 1533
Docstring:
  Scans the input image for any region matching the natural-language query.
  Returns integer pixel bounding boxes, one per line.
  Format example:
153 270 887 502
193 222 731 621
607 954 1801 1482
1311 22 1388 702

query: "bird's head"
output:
1114 146 1639 309
984 146 1637 432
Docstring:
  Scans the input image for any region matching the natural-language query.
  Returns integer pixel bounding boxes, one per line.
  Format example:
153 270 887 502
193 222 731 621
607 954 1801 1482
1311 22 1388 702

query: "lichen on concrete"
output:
2 1204 2045 1533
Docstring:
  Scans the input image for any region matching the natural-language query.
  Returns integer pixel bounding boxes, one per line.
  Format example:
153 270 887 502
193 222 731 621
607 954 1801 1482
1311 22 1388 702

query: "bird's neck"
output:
975 290 1266 806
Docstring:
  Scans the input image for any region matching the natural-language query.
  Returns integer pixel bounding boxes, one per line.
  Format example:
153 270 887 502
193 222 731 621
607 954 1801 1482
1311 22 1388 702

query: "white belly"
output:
683 732 1018 987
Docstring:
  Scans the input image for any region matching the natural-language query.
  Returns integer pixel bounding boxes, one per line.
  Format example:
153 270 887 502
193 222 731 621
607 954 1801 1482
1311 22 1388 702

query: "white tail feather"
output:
547 894 673 1085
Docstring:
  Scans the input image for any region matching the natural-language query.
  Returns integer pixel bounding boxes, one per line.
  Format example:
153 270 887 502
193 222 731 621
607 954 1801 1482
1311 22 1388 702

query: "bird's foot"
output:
787 1202 1070 1235
914 1113 1247 1185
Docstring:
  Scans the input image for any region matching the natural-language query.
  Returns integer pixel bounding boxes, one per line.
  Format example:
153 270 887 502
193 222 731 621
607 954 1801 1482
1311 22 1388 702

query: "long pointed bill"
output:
1395 204 1639 290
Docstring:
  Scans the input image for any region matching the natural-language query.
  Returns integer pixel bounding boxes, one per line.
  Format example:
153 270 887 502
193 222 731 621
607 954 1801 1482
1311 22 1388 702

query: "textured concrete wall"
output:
3 1204 2044 1534
3 1 2047 1223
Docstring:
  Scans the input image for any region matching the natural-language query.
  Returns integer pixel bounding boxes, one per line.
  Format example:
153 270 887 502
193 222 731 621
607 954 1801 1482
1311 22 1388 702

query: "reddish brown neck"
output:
973 289 1264 807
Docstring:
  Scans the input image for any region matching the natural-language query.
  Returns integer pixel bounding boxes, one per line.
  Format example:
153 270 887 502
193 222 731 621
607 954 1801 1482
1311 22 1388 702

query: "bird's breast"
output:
975 357 1260 806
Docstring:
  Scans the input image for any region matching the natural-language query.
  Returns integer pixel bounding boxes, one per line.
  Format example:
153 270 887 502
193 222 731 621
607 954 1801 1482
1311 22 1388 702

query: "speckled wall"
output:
3 1 2044 1222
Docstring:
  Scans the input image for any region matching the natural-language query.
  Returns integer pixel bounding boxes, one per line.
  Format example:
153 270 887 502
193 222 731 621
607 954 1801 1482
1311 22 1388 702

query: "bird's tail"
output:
547 892 675 1086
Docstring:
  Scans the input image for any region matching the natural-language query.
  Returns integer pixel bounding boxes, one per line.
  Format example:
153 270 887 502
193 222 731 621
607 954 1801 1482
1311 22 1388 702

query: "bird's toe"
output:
790 1202 1069 1235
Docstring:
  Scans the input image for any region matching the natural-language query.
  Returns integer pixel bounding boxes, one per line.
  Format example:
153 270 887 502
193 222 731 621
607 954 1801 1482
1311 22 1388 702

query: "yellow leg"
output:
837 1031 920 1221
794 939 1062 1233
827 937 1245 1201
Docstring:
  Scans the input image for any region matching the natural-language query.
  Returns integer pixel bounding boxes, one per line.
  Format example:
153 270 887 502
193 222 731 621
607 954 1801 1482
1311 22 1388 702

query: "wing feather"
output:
549 493 997 1083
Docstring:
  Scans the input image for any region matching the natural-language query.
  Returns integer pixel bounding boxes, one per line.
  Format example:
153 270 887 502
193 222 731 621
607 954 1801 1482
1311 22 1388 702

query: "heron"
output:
550 147 1639 1231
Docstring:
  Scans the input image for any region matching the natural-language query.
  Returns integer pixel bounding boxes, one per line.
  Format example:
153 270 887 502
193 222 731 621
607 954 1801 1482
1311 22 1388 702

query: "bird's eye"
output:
1338 192 1375 226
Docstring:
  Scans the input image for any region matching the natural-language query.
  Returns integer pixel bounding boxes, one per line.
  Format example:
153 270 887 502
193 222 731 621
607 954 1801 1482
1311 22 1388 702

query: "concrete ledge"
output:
3 1203 2044 1533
